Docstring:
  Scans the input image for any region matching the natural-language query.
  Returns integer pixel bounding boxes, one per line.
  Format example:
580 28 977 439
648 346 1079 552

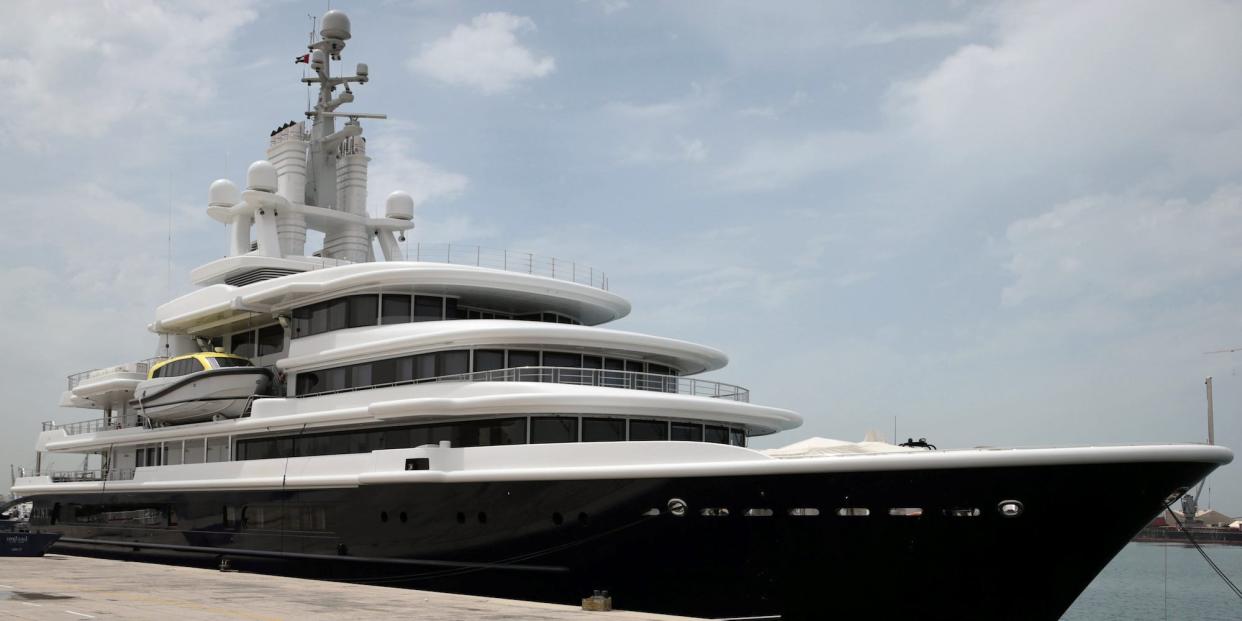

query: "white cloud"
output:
888 0 1242 178
0 0 257 150
1001 184 1242 306
365 134 469 216
851 19 971 46
718 130 889 191
408 13 555 95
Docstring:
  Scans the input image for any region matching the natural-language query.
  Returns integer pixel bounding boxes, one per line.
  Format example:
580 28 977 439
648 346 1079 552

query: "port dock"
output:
0 555 701 620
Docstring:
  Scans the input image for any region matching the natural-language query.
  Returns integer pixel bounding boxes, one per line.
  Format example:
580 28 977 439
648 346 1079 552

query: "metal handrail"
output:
300 366 749 402
67 357 167 390
409 243 608 290
39 468 135 483
42 412 148 436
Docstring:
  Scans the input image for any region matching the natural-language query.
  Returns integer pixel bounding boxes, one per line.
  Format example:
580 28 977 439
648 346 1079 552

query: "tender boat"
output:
9 11 1232 620
133 353 271 424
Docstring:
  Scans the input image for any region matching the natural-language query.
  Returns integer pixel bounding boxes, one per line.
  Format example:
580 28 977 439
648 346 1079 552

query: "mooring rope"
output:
1168 510 1242 601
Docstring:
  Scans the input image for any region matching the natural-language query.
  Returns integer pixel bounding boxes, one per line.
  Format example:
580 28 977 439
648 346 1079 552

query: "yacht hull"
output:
28 457 1214 620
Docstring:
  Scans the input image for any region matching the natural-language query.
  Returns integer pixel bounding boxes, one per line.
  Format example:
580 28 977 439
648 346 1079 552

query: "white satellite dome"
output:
246 160 278 193
385 191 415 220
321 10 351 41
207 179 239 207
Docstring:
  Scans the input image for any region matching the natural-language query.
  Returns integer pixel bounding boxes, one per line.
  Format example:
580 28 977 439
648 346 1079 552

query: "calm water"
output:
1062 542 1242 620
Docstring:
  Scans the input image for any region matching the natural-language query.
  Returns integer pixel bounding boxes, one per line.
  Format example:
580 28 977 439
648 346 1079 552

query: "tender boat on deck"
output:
134 353 271 424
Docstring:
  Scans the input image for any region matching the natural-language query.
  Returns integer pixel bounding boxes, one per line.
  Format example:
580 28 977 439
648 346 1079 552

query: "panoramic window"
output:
531 417 577 443
582 417 625 442
629 419 669 441
381 294 411 325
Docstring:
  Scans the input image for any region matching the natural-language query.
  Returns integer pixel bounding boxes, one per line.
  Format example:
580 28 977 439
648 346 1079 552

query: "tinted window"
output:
213 357 253 369
413 295 443 322
327 298 349 331
544 352 581 368
439 350 469 375
474 350 505 372
531 417 577 444
350 363 372 388
444 297 459 320
296 371 320 395
508 350 540 367
582 418 625 442
582 356 603 369
705 425 729 444
292 306 311 337
310 302 330 335
257 325 283 356
231 330 255 357
730 428 746 447
381 294 411 324
371 358 397 385
671 422 703 442
629 419 668 441
413 353 436 379
348 295 378 328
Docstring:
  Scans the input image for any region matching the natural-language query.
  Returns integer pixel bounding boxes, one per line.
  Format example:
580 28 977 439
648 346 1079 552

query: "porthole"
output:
578 512 589 526
380 511 388 523
700 507 730 517
399 511 408 523
836 507 870 517
667 498 688 517
997 500 1024 518
945 508 981 518
552 512 564 525
888 507 923 517
478 512 488 524
788 508 819 516
744 508 774 517
455 511 466 524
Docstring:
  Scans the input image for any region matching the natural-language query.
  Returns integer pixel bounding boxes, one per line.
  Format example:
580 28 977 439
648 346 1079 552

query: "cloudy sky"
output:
2 0 1242 512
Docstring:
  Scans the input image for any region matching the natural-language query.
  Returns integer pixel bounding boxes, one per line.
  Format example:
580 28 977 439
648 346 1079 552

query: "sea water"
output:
1062 542 1242 620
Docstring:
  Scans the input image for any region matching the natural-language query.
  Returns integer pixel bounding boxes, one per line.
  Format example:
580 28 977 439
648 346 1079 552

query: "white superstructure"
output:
18 10 802 491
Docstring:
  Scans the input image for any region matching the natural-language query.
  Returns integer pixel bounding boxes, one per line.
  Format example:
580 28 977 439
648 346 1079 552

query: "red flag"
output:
294 54 310 64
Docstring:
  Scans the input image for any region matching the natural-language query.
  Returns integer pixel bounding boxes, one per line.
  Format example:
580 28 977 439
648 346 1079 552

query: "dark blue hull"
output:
27 459 1215 620
2 532 61 557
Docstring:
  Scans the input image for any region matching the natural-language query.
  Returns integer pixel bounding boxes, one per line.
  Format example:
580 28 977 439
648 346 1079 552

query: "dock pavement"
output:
0 554 704 620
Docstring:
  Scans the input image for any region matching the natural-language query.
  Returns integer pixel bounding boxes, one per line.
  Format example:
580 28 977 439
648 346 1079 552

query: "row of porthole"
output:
658 499 1024 518
379 510 593 526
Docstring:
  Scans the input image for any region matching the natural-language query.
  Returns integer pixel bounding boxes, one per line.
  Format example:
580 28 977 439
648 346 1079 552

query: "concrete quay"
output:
0 554 703 621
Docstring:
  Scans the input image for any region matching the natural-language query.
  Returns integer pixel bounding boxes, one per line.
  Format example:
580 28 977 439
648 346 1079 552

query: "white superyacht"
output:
10 11 1231 619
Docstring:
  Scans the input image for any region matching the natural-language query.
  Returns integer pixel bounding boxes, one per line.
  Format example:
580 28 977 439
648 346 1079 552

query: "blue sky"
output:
3 0 1242 513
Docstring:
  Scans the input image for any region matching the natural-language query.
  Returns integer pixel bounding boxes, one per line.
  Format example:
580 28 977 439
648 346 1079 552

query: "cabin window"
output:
671 422 703 442
257 325 284 356
206 436 229 462
705 425 729 445
531 417 578 444
474 349 506 372
440 350 469 375
381 294 411 325
629 419 669 441
508 350 540 367
347 295 379 328
327 298 349 331
213 357 253 369
582 418 625 442
231 330 256 357
543 352 581 368
413 295 443 322
730 428 746 447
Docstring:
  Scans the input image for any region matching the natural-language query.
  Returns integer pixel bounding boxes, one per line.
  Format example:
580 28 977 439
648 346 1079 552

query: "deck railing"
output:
42 413 147 436
41 468 135 483
67 357 167 390
303 366 750 402
408 243 608 290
